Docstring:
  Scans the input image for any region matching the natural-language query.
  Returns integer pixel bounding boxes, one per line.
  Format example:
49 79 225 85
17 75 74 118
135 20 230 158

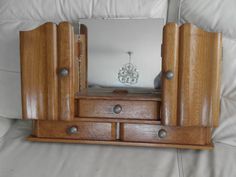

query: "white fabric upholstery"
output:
212 37 236 146
179 143 236 177
0 0 168 22
0 118 13 138
180 0 236 39
0 121 179 177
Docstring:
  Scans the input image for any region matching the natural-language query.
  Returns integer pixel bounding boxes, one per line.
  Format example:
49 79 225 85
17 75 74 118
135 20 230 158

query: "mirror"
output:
79 19 164 89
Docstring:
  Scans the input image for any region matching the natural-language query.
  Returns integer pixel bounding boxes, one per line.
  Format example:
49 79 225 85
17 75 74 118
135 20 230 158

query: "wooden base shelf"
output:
27 136 213 150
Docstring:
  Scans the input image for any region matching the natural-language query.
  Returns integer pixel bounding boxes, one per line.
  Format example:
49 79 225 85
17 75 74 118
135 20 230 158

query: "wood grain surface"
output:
74 117 161 124
161 23 179 126
178 23 222 127
78 99 160 120
27 135 213 150
57 22 75 120
33 120 116 140
79 24 88 91
76 88 161 101
74 34 80 94
20 22 79 121
20 22 58 120
120 123 211 145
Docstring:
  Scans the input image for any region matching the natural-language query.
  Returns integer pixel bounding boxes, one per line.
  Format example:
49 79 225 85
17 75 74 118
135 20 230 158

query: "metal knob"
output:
165 70 174 80
59 68 69 77
158 129 167 138
67 126 78 135
113 104 122 114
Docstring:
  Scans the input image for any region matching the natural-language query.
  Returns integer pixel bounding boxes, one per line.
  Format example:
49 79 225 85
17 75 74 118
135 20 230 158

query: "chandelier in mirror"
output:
118 51 139 85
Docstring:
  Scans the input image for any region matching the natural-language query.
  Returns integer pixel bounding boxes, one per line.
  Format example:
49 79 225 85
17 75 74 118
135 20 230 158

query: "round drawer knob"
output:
67 126 78 135
165 70 174 80
158 129 167 138
59 68 69 77
113 104 122 114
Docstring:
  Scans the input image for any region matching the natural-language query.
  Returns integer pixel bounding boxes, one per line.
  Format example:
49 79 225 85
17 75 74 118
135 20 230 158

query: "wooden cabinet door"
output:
20 22 58 120
161 23 222 127
20 22 85 120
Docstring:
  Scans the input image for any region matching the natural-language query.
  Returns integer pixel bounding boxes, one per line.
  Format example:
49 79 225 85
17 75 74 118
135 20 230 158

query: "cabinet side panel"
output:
161 23 179 126
178 24 222 127
209 33 222 127
57 22 75 120
79 24 88 90
20 23 58 120
74 34 80 93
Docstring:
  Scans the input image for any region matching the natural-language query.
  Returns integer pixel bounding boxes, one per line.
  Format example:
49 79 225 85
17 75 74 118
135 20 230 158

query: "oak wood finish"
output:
21 22 222 149
33 120 116 141
78 99 159 120
74 34 80 94
76 88 161 101
79 24 88 91
120 123 210 145
178 24 222 127
20 22 58 120
74 117 161 124
20 22 79 121
27 136 213 150
30 120 212 149
161 23 179 126
57 22 75 121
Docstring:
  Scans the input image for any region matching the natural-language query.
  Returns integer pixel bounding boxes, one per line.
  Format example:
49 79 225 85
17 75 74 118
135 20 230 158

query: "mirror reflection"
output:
79 19 164 88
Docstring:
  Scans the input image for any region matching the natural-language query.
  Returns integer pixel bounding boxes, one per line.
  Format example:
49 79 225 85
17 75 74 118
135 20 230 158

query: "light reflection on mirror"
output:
79 19 164 89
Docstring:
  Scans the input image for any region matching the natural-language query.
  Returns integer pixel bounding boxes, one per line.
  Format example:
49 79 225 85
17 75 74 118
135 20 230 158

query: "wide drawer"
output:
120 123 210 145
78 99 159 120
34 121 116 140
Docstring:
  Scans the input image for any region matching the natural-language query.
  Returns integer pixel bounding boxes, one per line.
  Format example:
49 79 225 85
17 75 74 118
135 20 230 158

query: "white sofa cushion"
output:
0 0 168 22
0 118 13 138
180 0 236 39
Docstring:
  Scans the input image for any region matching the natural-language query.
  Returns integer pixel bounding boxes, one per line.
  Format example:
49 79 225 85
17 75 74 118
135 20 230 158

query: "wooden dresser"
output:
20 22 222 149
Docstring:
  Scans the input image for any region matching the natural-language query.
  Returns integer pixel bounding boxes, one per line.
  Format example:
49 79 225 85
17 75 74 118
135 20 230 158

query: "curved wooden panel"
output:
20 22 58 120
161 23 179 126
20 22 79 121
178 23 222 127
57 22 75 121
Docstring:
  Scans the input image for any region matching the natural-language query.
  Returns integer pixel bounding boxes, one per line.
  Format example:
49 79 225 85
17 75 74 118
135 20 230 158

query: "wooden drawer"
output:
78 99 159 120
34 121 116 140
120 123 210 145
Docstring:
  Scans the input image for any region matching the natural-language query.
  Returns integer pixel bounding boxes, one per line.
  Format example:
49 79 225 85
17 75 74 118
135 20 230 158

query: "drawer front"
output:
36 121 116 140
78 99 159 120
120 124 209 145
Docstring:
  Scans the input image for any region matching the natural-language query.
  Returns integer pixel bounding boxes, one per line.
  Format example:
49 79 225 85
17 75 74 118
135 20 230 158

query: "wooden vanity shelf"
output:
20 22 222 149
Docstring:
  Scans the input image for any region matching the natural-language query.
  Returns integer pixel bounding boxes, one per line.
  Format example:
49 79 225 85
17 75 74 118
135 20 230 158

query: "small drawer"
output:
36 121 116 140
120 123 209 145
78 99 159 120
